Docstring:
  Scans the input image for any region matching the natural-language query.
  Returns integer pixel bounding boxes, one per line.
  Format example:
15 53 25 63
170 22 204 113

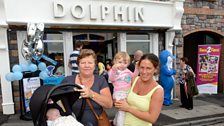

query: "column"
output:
165 30 175 99
117 33 126 52
165 31 175 55
0 27 15 114
151 33 159 56
62 32 73 76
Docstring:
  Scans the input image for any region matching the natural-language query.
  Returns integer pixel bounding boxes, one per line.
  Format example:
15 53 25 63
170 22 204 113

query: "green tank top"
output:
125 77 162 126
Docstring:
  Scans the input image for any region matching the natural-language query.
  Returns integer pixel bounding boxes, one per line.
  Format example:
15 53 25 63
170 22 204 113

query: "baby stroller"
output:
30 83 84 126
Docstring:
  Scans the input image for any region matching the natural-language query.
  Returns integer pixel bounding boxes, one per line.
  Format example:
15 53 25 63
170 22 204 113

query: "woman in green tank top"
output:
114 53 164 126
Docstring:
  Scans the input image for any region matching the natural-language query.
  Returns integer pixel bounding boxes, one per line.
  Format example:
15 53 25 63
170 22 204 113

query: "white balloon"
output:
37 23 44 32
22 22 45 61
21 46 32 60
27 23 36 37
32 39 44 60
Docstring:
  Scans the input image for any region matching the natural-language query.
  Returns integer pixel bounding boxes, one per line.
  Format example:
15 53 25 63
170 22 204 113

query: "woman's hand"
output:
74 86 93 98
114 99 130 112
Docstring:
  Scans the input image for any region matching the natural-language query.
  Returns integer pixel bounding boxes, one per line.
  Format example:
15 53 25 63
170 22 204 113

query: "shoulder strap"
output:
146 85 162 96
131 76 139 90
78 74 100 120
86 99 99 120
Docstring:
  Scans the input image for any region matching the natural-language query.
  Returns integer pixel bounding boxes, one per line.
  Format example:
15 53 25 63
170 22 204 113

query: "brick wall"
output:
6 30 21 112
176 0 224 92
219 38 224 93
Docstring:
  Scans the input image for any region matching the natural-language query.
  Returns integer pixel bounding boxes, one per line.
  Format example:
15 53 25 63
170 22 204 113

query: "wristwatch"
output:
89 93 95 99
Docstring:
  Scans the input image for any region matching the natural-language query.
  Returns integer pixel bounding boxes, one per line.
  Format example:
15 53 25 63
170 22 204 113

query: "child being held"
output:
46 108 83 126
109 52 139 126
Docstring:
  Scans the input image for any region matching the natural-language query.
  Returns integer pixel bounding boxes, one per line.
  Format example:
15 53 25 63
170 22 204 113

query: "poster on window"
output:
22 77 41 112
196 44 221 94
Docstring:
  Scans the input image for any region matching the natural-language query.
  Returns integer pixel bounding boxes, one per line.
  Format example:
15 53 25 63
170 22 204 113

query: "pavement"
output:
0 93 224 126
155 93 224 126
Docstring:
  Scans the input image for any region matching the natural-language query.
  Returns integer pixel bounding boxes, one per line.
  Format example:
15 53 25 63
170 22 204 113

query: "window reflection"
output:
42 33 65 76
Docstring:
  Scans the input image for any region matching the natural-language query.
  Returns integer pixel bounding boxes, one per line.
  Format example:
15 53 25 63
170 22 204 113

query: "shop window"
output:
43 32 63 40
73 34 87 40
42 33 65 76
126 33 151 57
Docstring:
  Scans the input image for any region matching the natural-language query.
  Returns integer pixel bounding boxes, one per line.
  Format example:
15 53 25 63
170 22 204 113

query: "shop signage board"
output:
2 0 182 29
196 44 221 94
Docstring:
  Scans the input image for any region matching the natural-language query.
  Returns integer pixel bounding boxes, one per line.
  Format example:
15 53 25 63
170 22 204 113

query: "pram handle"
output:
35 83 82 126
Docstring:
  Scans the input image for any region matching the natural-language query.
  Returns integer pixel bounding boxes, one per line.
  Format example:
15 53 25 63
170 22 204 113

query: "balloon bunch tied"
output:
5 62 48 81
5 23 49 82
22 23 44 61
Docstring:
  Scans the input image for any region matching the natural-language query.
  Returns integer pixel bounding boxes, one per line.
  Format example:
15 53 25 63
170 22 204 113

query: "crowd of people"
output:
43 40 199 126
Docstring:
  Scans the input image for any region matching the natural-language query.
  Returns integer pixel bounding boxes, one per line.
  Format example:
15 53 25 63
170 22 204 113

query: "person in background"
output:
109 52 139 126
106 59 113 71
97 55 106 75
102 59 113 95
178 57 195 110
68 40 83 75
55 65 65 76
55 60 65 76
114 53 164 126
128 50 143 72
62 49 113 126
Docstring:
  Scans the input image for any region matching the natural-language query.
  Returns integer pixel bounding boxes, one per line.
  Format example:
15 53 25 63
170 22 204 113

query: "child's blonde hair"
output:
113 52 131 65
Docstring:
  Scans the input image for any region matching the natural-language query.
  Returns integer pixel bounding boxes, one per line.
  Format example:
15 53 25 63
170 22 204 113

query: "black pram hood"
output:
30 83 82 126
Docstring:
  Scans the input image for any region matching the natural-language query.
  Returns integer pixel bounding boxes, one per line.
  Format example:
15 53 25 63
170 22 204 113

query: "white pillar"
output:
165 31 175 56
0 27 15 114
117 33 126 52
165 30 176 100
62 32 73 76
151 33 159 56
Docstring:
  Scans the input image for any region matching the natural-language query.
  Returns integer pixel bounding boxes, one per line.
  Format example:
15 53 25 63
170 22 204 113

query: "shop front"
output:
0 0 184 114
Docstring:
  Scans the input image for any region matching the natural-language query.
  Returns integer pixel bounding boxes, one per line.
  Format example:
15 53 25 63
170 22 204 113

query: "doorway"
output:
184 31 220 72
184 31 222 92
72 33 117 64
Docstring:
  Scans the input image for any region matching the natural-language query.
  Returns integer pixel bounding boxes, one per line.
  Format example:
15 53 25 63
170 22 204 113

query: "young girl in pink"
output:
109 52 139 126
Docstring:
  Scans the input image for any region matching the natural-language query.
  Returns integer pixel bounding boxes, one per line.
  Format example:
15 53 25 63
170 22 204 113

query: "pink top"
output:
109 68 138 92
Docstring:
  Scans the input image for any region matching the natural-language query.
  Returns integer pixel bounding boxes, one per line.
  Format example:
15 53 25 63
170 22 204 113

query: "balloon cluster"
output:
5 23 49 81
5 62 49 81
21 23 44 61
38 62 49 80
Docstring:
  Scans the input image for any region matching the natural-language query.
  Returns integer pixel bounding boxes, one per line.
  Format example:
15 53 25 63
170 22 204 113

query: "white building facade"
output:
0 0 184 114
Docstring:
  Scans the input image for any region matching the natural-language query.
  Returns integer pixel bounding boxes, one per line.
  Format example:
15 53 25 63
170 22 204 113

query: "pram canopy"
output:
30 83 82 126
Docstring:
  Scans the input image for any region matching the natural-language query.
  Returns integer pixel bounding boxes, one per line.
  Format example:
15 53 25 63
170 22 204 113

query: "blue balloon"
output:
29 64 37 72
13 72 23 80
39 71 49 80
12 64 22 72
38 62 47 71
5 72 14 81
21 63 30 72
